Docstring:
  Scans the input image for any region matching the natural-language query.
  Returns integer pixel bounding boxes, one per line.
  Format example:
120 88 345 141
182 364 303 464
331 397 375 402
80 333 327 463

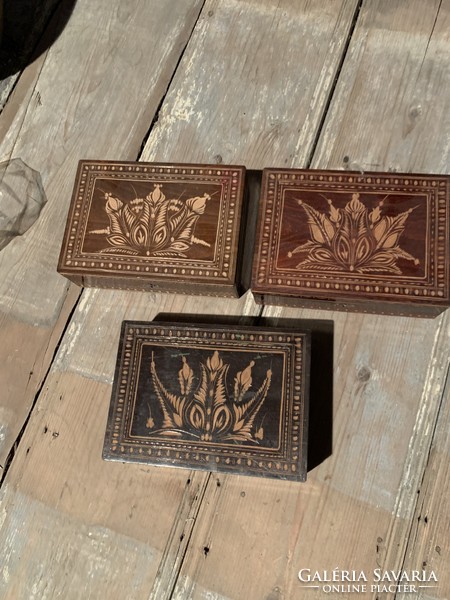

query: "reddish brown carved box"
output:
103 321 310 481
58 161 246 296
252 169 450 317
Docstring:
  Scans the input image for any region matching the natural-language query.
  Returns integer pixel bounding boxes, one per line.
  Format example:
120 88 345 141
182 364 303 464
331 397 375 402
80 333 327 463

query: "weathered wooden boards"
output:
0 0 204 467
142 0 359 168
0 0 361 598
400 360 450 599
167 1 450 599
0 0 449 599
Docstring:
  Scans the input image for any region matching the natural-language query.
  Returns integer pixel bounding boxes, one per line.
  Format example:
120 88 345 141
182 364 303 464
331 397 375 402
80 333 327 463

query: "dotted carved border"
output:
255 170 449 302
103 323 307 480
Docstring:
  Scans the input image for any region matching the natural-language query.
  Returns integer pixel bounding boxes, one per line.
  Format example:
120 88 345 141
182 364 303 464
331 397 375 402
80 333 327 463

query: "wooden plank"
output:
141 0 360 168
0 373 207 599
399 363 450 600
170 1 450 599
0 0 204 467
0 0 359 597
0 291 258 599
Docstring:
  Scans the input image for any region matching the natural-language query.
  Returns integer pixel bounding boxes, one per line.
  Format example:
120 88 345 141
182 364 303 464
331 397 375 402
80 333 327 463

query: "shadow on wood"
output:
0 0 77 78
155 312 334 473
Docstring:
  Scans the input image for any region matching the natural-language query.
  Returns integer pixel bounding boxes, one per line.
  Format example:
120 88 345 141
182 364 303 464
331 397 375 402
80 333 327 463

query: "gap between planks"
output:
305 0 364 169
0 1 206 488
145 2 366 598
136 0 208 160
0 285 83 486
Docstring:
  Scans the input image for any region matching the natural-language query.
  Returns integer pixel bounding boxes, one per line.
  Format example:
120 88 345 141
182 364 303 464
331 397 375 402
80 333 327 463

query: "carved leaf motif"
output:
189 404 204 430
290 195 418 274
106 203 122 234
212 405 232 434
168 205 188 234
106 234 130 247
288 240 316 257
355 236 371 262
213 367 228 408
150 354 184 430
207 351 223 372
234 360 255 403
394 246 420 265
131 224 148 247
169 241 191 252
123 204 138 232
346 193 365 217
298 200 332 244
369 204 382 224
231 370 272 440
100 247 138 256
191 236 210 248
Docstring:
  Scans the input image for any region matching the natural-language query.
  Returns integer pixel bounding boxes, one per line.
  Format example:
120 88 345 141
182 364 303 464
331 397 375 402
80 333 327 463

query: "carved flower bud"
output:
327 199 340 224
238 361 254 388
105 194 122 212
186 194 209 214
348 193 364 215
207 350 223 372
147 184 165 206
178 356 194 396
152 184 162 202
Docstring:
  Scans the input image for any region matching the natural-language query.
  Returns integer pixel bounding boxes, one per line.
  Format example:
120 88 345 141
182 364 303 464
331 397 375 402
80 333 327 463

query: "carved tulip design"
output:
289 193 419 274
90 185 211 257
149 352 272 443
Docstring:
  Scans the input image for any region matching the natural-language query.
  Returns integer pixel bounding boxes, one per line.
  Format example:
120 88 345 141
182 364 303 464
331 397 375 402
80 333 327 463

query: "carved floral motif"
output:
289 193 419 274
147 351 271 443
90 184 211 257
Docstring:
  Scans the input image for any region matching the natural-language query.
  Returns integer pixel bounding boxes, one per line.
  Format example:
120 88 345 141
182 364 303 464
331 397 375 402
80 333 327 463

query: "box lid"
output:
58 161 246 293
252 169 450 310
103 321 310 481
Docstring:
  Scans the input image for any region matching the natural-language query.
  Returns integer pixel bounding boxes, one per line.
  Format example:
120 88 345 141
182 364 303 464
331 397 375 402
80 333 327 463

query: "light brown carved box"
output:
103 321 310 481
252 169 450 317
58 161 246 296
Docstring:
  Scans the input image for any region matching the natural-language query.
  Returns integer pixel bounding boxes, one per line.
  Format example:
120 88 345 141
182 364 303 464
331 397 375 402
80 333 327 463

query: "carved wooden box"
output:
103 321 310 481
252 169 450 317
58 161 246 296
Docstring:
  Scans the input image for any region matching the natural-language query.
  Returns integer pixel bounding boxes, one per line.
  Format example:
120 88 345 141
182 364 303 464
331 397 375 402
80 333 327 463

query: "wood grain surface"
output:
169 1 450 599
0 0 449 599
0 0 204 466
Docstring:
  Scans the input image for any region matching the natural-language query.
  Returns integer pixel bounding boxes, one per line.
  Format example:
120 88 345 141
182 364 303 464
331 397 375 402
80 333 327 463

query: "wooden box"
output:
58 161 246 297
252 169 450 317
103 321 310 481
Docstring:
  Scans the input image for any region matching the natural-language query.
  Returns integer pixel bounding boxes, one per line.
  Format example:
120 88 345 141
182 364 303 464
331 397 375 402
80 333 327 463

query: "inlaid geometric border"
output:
103 321 310 481
59 161 245 284
253 169 449 303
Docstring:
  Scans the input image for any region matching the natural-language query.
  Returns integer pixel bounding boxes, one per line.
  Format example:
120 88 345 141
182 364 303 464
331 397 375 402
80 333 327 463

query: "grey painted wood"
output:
0 0 204 465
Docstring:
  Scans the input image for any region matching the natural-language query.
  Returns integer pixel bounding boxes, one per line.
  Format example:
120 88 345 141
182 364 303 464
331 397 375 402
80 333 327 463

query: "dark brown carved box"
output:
103 321 310 481
58 161 246 296
252 169 450 317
